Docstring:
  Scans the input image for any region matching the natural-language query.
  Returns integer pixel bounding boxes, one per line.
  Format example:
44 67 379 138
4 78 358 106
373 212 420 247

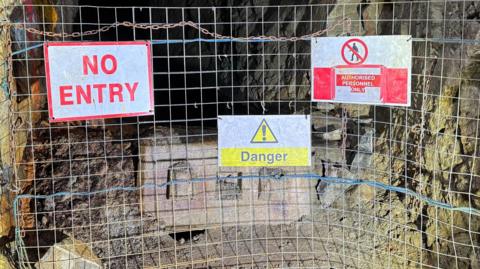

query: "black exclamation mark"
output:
262 124 266 142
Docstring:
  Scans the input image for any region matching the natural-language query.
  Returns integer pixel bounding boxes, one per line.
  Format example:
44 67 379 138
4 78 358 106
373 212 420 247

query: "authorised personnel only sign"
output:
311 35 412 106
218 115 311 167
44 41 154 122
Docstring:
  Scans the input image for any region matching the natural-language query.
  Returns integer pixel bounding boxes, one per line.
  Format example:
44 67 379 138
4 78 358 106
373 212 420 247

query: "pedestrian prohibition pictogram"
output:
341 38 368 65
251 119 278 143
311 36 411 107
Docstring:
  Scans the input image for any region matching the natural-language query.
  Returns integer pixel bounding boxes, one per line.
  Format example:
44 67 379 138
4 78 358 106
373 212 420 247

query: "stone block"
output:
139 127 319 230
35 238 101 269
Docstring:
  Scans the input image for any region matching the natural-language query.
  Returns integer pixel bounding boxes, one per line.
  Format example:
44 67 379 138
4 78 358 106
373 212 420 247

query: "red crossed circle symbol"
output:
341 38 368 65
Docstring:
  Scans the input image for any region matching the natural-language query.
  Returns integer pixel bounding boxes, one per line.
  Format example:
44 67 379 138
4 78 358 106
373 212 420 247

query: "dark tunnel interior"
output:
73 1 237 127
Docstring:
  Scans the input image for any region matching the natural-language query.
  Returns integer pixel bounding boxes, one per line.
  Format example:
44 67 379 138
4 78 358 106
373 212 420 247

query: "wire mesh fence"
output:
1 1 480 268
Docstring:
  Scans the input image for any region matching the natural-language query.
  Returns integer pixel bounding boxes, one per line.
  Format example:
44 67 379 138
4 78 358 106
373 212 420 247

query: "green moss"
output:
428 86 458 134
424 130 463 171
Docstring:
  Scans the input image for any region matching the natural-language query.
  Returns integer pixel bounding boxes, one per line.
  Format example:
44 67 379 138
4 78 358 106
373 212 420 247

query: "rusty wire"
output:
2 18 351 41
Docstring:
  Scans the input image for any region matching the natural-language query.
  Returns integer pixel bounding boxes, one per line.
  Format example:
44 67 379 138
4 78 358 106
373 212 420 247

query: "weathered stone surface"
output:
351 152 372 174
0 0 21 240
343 104 371 118
359 1 480 267
0 193 12 237
318 165 355 208
313 142 345 164
35 238 102 269
312 114 343 132
10 1 480 268
458 85 480 155
314 102 336 111
308 2 480 268
140 126 318 229
0 253 13 269
357 128 374 153
424 130 463 172
321 129 343 141
21 127 156 268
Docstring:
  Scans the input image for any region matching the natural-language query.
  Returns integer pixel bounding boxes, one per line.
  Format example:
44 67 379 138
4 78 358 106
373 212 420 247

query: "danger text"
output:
241 151 288 164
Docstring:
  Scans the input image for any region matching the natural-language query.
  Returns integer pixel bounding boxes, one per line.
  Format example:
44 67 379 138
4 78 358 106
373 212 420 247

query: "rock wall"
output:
6 1 480 268
321 1 480 268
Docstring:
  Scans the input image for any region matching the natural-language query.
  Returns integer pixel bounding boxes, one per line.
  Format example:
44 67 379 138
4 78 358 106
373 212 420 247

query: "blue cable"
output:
11 42 44 56
11 173 480 265
11 37 480 56
8 32 480 267
12 174 480 217
10 38 270 57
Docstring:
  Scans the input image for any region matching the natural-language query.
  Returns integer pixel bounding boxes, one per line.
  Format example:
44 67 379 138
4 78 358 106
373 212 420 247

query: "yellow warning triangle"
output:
251 119 278 143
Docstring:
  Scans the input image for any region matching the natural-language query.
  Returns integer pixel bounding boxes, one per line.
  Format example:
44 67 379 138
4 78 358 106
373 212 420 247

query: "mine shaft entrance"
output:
9 2 347 268
73 1 256 127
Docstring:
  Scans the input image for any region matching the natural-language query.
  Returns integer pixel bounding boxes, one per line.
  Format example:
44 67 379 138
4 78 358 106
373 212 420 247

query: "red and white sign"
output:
311 36 411 106
45 41 154 122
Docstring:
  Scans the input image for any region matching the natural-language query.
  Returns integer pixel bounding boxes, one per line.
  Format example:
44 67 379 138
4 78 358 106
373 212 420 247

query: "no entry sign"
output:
218 115 311 167
45 41 153 122
311 36 411 106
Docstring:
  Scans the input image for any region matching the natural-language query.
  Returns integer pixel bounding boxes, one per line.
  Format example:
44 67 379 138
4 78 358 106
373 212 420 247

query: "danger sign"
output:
218 115 311 167
311 36 411 106
45 41 153 122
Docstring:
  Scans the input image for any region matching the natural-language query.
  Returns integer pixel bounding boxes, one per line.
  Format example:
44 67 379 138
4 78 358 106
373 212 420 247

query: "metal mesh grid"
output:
1 1 480 268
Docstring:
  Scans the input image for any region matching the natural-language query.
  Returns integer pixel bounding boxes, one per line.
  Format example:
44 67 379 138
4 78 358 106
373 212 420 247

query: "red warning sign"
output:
311 36 411 106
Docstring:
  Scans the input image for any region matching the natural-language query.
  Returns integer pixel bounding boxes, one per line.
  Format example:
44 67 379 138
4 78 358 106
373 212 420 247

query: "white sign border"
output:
44 41 154 122
217 115 312 167
310 35 412 107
